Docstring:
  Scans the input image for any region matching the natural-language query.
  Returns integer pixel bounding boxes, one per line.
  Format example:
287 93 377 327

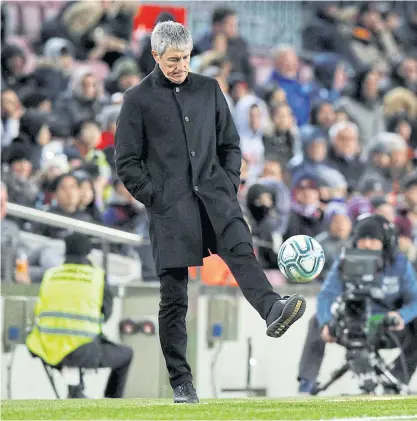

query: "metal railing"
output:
7 203 145 245
6 203 147 279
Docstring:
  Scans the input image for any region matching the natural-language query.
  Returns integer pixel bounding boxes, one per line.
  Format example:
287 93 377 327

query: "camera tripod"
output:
312 346 409 395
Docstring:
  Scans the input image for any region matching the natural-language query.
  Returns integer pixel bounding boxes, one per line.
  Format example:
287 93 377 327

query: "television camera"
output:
312 248 409 395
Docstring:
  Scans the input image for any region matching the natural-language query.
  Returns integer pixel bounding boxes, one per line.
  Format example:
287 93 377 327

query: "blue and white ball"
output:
278 235 325 283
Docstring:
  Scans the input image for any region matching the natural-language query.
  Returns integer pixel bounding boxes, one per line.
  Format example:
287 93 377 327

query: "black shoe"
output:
266 294 306 338
173 381 199 403
67 385 87 399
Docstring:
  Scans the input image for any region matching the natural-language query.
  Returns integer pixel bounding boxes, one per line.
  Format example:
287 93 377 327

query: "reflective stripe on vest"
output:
26 263 105 366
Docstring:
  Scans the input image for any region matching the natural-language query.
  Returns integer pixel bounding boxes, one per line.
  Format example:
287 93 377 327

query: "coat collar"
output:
151 64 191 89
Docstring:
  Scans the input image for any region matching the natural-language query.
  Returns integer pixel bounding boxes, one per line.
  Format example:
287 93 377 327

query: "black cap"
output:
359 178 384 195
352 215 387 245
65 233 93 257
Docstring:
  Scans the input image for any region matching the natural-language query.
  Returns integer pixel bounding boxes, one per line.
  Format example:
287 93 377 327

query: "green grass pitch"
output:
1 396 417 420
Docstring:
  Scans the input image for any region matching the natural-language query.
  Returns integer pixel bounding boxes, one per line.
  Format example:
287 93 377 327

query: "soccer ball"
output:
278 235 325 283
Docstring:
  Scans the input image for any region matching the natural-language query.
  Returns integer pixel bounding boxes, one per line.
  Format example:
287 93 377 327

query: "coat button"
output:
190 150 196 157
184 116 189 122
194 185 199 192
175 87 180 93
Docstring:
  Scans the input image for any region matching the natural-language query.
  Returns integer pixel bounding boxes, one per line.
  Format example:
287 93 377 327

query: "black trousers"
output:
159 240 279 389
61 336 133 398
298 314 417 385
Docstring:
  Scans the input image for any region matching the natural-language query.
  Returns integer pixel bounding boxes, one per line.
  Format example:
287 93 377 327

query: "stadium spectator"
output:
105 57 141 96
314 209 352 281
1 89 23 148
327 121 365 188
38 173 94 239
194 7 254 87
309 101 337 136
263 103 301 168
54 68 108 137
284 173 323 240
336 68 386 147
266 45 310 126
0 182 31 284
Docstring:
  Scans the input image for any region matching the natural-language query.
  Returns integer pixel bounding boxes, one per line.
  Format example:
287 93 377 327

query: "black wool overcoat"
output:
114 65 252 275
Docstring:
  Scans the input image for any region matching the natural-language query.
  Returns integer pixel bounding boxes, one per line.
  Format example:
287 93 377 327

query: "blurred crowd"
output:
1 1 417 284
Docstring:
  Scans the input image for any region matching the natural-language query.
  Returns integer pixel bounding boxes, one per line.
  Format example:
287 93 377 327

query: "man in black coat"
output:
115 21 306 404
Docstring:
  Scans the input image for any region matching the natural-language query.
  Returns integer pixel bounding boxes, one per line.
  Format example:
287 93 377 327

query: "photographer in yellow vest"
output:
27 233 133 398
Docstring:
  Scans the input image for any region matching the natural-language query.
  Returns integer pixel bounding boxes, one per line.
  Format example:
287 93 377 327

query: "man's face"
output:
295 186 319 206
0 185 8 220
249 106 261 132
1 90 21 118
363 71 380 99
405 185 417 206
152 47 191 84
308 140 327 162
401 58 417 84
222 14 238 39
317 103 336 128
11 159 32 180
80 123 101 150
119 74 141 91
82 74 98 100
357 237 383 251
273 105 293 130
334 127 358 157
274 49 299 79
55 176 80 212
330 214 352 240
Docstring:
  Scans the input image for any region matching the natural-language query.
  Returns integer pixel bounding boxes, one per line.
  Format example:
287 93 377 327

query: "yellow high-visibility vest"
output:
26 264 105 366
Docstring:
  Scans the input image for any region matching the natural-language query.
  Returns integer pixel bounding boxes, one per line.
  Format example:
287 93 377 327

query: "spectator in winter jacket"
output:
315 208 352 281
327 121 365 188
289 126 329 179
1 89 23 149
240 104 265 183
348 178 386 221
246 183 279 269
194 7 254 87
336 68 386 149
257 159 291 236
266 45 310 126
263 104 301 169
309 101 337 138
284 173 323 241
54 68 107 137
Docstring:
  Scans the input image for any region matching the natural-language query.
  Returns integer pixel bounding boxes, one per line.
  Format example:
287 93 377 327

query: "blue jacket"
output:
317 253 417 328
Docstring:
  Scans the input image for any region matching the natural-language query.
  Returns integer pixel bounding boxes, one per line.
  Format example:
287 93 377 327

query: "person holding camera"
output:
298 214 417 394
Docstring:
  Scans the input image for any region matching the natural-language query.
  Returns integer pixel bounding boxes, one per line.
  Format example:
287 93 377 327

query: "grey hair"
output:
151 21 193 56
329 121 359 142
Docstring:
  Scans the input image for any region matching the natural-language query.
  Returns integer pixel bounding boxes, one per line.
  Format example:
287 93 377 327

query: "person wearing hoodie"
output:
1 43 29 96
1 142 39 209
283 172 323 241
240 104 265 183
289 126 329 179
16 110 52 171
30 38 74 103
246 183 279 269
359 132 409 195
105 58 141 96
336 68 386 148
54 68 108 137
263 103 301 169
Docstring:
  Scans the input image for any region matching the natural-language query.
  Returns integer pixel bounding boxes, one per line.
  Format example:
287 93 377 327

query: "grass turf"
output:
1 396 417 420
